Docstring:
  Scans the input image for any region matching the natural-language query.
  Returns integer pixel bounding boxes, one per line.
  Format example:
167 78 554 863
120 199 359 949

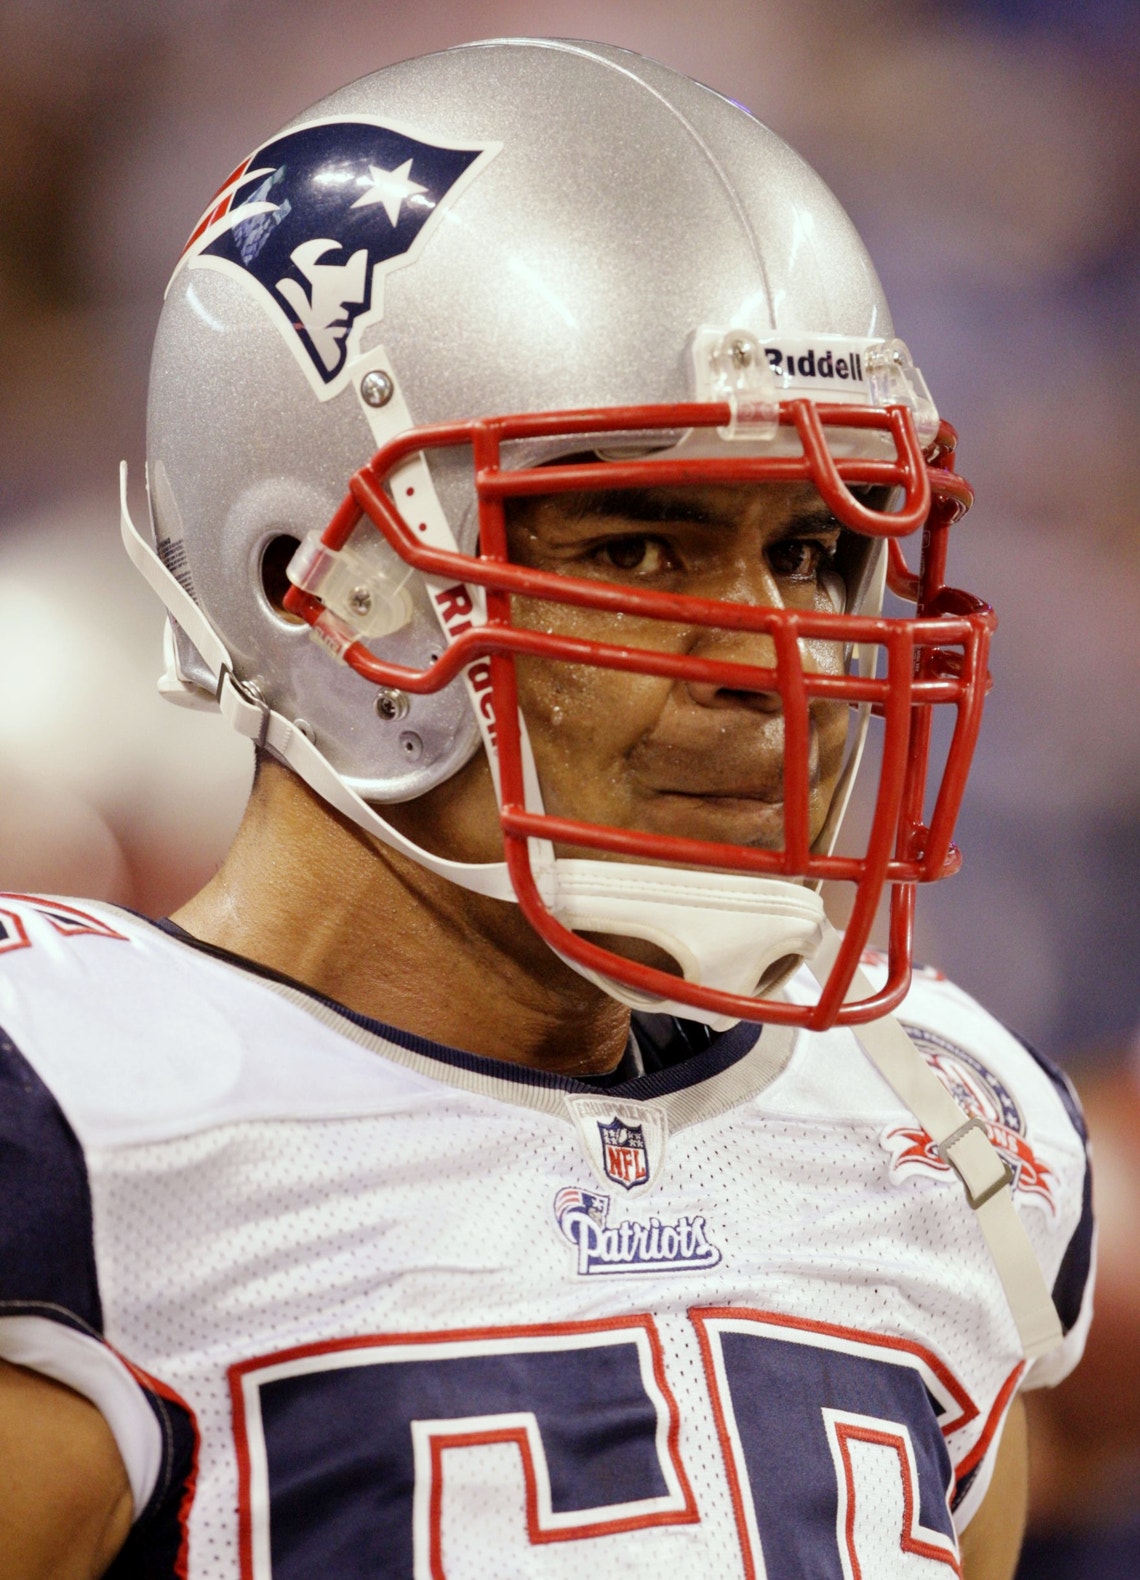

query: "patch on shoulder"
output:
0 895 128 954
879 1024 1056 1215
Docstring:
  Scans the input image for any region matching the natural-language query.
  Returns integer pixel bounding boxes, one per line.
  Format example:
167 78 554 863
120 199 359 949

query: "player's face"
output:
504 480 857 855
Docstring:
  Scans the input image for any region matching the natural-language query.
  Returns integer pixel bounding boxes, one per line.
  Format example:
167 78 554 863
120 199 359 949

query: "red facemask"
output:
284 396 992 1031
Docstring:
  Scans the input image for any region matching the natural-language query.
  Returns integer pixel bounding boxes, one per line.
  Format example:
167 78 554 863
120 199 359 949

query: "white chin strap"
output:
122 462 829 1026
547 863 825 1032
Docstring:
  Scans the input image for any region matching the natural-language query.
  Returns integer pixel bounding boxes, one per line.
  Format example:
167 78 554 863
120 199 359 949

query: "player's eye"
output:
595 535 674 574
767 536 836 580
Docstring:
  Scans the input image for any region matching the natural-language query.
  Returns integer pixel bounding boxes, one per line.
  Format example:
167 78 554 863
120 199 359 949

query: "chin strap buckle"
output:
219 670 271 750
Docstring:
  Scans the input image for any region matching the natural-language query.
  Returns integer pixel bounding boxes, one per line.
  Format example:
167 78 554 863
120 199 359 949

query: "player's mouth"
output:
631 720 825 808
654 783 785 802
637 739 832 845
644 757 810 808
641 787 797 849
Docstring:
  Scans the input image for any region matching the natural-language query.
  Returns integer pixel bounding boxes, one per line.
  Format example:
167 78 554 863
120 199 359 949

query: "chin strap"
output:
810 926 1063 1361
219 674 523 896
549 865 825 1032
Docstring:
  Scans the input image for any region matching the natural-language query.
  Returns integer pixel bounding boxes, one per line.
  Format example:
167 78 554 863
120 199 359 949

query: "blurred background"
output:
0 1 1137 1572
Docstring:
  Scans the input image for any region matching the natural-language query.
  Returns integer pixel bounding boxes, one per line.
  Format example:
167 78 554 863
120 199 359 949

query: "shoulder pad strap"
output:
811 925 1063 1360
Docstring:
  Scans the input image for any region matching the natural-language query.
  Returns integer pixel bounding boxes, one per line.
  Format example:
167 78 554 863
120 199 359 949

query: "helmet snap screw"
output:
374 687 409 722
730 339 752 369
360 370 394 408
348 586 373 616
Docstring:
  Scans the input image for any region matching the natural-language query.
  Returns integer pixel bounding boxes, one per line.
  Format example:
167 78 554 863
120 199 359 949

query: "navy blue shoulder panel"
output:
0 1025 196 1577
1009 1028 1094 1336
1009 1027 1089 1146
1051 1162 1094 1336
0 1024 102 1334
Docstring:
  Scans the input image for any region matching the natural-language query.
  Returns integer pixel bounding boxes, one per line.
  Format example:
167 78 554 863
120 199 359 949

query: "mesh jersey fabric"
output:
0 894 1092 1579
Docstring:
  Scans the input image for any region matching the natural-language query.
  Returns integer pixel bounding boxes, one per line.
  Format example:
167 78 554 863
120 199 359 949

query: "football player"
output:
0 39 1092 1580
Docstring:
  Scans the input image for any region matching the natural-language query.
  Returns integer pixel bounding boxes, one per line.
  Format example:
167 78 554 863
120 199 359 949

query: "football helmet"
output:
124 38 993 1031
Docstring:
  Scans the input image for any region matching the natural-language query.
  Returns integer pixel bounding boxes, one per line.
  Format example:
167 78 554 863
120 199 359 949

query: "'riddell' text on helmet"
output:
124 39 993 1031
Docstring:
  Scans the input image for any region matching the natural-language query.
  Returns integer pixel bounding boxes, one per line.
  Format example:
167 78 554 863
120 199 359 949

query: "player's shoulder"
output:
884 952 1087 1159
0 892 441 1151
886 955 1095 1386
780 949 1094 1382
779 950 1084 1153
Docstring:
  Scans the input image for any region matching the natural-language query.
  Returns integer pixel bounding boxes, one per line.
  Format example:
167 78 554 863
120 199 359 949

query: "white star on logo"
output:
349 159 429 226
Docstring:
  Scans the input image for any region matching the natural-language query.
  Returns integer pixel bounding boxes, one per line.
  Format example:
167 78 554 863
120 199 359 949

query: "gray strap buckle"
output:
937 1116 1014 1211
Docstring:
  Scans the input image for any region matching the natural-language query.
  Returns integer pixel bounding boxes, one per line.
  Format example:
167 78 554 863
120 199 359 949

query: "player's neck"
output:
169 762 631 1078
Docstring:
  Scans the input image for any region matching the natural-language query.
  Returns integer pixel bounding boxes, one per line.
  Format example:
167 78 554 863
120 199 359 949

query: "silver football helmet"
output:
124 38 991 1030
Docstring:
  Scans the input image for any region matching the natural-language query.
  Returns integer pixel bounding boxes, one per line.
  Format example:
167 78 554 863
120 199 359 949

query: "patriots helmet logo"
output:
175 118 499 395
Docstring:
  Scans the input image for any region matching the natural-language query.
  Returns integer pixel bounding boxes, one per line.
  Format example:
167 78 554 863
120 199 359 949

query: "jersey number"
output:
230 1310 977 1579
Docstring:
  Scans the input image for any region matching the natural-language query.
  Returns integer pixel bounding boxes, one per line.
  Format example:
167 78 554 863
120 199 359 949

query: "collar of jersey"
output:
150 915 765 1103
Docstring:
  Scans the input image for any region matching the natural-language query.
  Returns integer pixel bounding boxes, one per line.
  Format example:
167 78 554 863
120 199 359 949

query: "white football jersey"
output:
0 894 1091 1580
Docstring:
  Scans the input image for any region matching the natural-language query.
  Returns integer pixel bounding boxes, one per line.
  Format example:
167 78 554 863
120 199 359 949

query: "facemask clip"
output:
690 327 780 441
287 530 413 640
865 339 939 447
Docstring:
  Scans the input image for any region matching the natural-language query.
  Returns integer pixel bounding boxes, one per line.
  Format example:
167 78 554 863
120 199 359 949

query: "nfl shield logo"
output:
598 1118 650 1190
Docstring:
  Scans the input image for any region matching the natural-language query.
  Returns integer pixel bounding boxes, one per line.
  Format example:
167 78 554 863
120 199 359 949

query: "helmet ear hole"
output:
259 534 305 624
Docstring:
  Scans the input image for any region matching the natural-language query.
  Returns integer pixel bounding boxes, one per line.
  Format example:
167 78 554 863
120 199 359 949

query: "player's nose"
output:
682 627 785 714
680 553 788 712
